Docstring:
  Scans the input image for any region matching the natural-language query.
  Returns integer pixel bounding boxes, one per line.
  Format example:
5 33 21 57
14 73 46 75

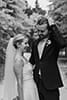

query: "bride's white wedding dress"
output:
23 62 39 100
14 53 39 100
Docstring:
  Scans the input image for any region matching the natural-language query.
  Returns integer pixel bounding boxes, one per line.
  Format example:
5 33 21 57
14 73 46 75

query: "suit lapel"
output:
36 38 52 60
40 42 48 60
36 41 47 60
41 40 52 59
34 43 40 60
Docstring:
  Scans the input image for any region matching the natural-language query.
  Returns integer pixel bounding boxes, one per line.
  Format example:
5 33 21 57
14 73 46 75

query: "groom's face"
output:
37 24 48 39
36 17 49 40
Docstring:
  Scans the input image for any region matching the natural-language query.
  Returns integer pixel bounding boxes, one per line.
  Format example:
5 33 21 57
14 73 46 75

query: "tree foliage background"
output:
48 0 67 34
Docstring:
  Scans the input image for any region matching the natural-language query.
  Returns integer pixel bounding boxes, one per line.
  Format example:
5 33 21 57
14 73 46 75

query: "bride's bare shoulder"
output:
14 56 24 66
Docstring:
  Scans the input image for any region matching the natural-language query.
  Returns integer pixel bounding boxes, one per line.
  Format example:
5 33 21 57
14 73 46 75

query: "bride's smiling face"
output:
21 38 29 51
17 37 29 52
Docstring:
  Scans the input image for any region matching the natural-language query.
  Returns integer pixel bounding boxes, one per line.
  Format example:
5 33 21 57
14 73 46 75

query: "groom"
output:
30 16 67 100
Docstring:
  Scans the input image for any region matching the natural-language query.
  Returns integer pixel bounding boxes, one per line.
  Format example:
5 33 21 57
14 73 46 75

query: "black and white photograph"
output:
0 0 67 100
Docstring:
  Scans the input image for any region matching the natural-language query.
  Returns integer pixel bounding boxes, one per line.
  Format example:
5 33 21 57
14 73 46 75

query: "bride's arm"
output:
13 58 24 100
13 58 24 79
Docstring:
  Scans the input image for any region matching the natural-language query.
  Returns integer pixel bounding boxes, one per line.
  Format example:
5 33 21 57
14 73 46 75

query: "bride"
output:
3 34 39 100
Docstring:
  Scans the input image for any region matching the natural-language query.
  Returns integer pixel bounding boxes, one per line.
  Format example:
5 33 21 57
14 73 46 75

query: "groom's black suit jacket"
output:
30 25 67 91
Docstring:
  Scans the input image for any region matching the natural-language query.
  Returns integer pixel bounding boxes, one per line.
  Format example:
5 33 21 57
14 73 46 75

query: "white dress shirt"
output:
38 38 48 59
38 38 48 75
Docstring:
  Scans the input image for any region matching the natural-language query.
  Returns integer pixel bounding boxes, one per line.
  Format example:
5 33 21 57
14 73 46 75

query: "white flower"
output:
46 39 51 46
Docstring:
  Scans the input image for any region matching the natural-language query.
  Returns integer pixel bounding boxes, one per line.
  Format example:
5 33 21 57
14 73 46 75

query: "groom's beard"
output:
38 34 49 42
38 29 49 42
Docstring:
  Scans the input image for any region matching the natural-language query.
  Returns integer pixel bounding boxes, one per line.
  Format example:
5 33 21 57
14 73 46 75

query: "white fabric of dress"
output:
14 53 39 100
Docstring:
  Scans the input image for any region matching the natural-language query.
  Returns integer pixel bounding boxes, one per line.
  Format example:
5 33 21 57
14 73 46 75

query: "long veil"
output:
3 38 18 100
